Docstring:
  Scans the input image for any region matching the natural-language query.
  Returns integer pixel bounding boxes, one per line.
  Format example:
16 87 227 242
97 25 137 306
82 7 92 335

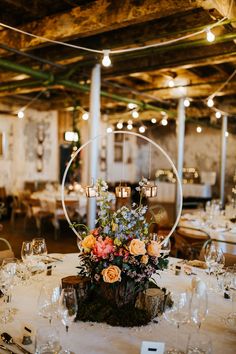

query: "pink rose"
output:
93 237 114 259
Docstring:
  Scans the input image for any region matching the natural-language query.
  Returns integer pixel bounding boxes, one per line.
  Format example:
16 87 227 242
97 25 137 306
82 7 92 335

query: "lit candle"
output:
115 186 131 198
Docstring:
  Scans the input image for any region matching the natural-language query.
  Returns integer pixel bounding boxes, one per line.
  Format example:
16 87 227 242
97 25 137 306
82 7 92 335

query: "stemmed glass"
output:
38 284 61 325
31 237 48 259
190 288 208 329
58 288 78 333
21 241 33 262
164 291 190 353
223 266 236 327
0 258 19 322
204 244 218 275
160 237 171 257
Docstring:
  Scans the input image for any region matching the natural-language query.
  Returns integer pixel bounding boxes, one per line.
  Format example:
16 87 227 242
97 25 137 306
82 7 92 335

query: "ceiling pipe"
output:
0 57 174 116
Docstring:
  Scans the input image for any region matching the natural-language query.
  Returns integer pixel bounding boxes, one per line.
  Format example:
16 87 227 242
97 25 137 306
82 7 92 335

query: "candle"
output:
86 186 97 198
115 186 131 198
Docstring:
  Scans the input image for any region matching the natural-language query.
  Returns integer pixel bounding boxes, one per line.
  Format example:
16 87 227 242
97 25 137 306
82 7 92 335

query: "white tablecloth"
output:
2 254 236 354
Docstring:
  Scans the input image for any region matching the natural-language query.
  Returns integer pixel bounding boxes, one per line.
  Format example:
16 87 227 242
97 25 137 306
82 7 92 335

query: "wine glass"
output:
190 288 208 329
223 266 236 327
21 241 33 262
1 258 19 321
186 332 212 354
58 288 78 332
164 291 190 353
38 284 61 324
31 238 48 259
204 244 218 275
160 236 171 256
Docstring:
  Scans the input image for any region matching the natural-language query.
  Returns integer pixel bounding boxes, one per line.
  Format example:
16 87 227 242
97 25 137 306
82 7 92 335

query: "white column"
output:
220 115 228 208
176 98 185 215
87 64 101 228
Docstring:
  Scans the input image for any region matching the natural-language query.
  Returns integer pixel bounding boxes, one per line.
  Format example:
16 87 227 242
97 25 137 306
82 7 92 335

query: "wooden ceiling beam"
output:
0 0 197 54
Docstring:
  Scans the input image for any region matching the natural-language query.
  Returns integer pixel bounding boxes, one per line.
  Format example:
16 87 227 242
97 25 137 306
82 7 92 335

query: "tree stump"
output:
135 288 165 318
61 275 91 302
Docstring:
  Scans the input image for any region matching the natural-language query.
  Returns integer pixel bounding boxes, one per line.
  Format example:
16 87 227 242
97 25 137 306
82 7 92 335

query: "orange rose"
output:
141 255 149 264
81 234 96 249
102 265 121 283
129 239 146 256
147 241 161 257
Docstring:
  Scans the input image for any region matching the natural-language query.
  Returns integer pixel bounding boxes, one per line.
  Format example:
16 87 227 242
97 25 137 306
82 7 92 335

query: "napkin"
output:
187 260 208 269
191 276 207 296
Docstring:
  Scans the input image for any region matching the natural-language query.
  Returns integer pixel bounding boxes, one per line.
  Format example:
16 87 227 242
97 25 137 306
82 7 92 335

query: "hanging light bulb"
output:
196 126 202 133
117 121 123 129
127 119 133 125
18 110 24 119
168 79 175 88
127 124 133 130
132 110 139 119
215 111 221 119
225 131 229 137
161 118 168 126
102 50 111 67
206 28 215 42
139 126 145 133
107 127 113 133
207 98 214 107
82 112 89 120
127 102 137 110
151 118 157 124
184 98 190 107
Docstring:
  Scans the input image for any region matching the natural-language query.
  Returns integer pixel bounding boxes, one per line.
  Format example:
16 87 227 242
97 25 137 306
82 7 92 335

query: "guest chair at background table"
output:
173 226 210 260
200 238 236 267
0 238 15 264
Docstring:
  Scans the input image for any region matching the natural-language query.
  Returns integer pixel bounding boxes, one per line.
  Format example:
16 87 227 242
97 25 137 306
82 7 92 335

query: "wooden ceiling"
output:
0 0 235 127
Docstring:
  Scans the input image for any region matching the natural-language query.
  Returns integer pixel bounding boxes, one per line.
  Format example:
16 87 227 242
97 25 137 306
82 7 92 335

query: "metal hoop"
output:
61 131 183 243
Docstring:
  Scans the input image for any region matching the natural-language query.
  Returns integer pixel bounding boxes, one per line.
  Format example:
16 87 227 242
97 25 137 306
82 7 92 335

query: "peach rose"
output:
81 234 96 249
102 265 121 283
129 239 146 256
147 241 161 257
141 255 149 264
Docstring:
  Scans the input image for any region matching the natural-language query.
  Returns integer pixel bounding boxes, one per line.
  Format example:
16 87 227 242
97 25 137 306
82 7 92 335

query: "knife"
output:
0 344 18 354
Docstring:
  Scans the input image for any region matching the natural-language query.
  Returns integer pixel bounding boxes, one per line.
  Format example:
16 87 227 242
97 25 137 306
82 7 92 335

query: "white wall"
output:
0 106 59 193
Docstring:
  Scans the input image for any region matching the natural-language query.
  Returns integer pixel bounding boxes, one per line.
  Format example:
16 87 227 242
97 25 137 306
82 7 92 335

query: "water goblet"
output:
31 237 48 259
223 266 236 327
164 291 190 354
38 284 61 324
160 236 171 256
58 288 78 333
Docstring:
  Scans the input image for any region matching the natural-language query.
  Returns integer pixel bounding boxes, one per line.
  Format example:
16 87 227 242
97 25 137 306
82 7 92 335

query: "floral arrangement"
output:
76 178 168 292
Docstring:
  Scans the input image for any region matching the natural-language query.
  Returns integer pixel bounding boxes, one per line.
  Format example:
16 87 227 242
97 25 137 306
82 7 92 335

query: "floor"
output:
0 216 78 258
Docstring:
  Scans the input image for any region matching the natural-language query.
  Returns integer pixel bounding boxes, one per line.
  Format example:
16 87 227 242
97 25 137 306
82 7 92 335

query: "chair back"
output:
200 238 236 267
0 238 15 263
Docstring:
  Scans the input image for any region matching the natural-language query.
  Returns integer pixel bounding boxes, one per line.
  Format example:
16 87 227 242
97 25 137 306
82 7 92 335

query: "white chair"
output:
0 237 15 263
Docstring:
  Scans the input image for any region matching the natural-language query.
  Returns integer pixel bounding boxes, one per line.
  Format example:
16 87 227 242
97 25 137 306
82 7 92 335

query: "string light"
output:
215 111 222 119
127 119 133 125
117 121 123 129
82 112 89 120
225 131 229 137
17 110 24 119
132 110 139 119
196 126 202 133
139 126 146 133
127 123 133 130
184 98 190 107
206 28 215 42
168 79 175 88
102 50 111 67
151 118 157 124
107 127 113 133
127 103 137 110
161 118 168 126
207 98 214 107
